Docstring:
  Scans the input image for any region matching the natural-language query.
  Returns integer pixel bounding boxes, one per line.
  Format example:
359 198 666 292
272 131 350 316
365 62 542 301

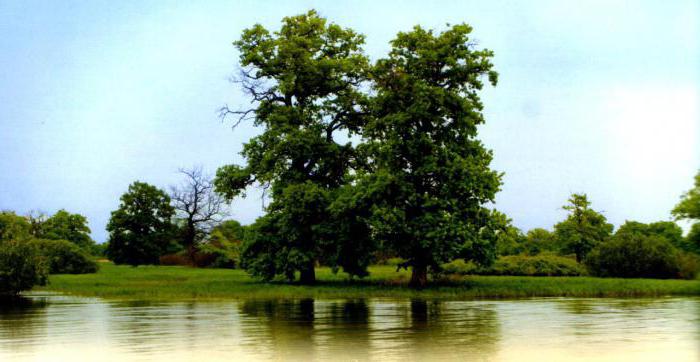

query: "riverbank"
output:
34 262 700 300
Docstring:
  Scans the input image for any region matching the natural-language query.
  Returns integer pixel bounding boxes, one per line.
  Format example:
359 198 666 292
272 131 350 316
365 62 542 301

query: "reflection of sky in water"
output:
0 294 697 361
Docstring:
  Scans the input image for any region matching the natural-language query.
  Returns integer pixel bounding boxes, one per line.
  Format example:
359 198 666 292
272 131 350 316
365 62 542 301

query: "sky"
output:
1 0 698 243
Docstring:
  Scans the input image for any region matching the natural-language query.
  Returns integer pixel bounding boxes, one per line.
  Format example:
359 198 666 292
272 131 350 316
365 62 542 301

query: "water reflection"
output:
0 294 697 361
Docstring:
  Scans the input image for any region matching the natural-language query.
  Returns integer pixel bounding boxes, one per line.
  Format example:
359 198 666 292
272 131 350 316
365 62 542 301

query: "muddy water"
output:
0 294 698 361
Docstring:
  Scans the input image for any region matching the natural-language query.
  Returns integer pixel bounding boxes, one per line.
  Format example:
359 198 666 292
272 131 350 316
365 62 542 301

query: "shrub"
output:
677 253 700 280
442 254 584 276
0 240 48 295
585 234 682 279
159 250 225 268
442 259 481 275
159 252 192 266
490 254 584 276
30 239 98 274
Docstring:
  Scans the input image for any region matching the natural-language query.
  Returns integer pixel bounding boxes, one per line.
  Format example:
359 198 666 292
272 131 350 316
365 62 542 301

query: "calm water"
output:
0 294 698 361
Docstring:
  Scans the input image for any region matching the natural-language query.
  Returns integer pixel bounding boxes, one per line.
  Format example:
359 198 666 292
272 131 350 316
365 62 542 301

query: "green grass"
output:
34 262 700 300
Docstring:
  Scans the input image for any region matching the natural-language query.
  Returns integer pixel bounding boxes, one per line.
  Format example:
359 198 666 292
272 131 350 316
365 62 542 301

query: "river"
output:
1 293 698 361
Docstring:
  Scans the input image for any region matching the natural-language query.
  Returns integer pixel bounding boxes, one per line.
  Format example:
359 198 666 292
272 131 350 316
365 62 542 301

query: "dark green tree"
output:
354 24 502 287
38 209 95 250
106 182 176 266
215 10 371 283
554 194 613 263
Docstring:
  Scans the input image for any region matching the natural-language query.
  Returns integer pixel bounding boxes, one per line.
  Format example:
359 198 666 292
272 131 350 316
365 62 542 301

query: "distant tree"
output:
170 167 227 263
38 209 95 250
106 182 176 266
586 233 684 279
524 228 559 255
0 211 31 242
616 220 690 252
214 10 371 283
554 194 613 263
492 212 527 256
200 220 247 268
354 24 501 287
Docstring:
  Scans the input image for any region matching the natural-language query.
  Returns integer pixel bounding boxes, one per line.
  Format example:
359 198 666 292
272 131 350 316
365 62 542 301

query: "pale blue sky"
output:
1 0 698 243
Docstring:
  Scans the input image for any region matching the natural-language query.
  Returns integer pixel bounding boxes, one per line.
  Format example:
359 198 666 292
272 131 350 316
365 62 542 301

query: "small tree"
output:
554 194 612 263
106 182 176 266
170 167 227 263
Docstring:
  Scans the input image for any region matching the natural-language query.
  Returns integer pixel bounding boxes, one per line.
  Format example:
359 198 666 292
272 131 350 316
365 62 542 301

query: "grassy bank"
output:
34 262 700 300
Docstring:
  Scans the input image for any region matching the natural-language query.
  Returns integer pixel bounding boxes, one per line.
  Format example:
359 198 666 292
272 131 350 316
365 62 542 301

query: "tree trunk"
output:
409 264 428 289
299 261 316 284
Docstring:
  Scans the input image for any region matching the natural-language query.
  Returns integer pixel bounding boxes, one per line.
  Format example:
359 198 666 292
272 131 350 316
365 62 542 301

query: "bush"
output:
442 259 480 275
0 240 48 295
677 253 700 280
586 234 683 279
490 254 584 276
159 252 192 266
30 239 98 274
442 254 584 276
159 250 226 268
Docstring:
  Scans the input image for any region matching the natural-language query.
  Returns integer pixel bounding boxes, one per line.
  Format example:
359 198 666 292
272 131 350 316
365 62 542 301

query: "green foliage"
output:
0 239 48 295
677 252 700 280
524 228 560 255
0 211 31 242
492 212 526 256
686 223 700 255
554 194 613 262
443 254 584 277
30 239 98 274
216 10 372 282
37 209 96 251
106 181 176 266
616 220 692 253
199 220 247 268
672 170 700 221
586 233 685 279
355 23 501 287
488 254 584 276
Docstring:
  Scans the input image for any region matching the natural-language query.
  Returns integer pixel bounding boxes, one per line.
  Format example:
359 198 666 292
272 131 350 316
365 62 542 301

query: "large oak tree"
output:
214 10 371 283
354 24 503 287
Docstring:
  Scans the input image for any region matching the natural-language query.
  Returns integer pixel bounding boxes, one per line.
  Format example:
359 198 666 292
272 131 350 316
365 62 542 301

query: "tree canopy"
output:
38 209 94 250
352 24 501 287
215 12 504 287
106 182 176 266
215 10 371 283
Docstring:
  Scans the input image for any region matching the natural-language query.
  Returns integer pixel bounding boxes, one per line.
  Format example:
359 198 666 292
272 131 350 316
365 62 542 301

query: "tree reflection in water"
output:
237 298 501 361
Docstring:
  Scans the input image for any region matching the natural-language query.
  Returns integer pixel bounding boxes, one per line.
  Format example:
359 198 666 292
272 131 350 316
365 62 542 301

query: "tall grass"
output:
34 262 700 300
